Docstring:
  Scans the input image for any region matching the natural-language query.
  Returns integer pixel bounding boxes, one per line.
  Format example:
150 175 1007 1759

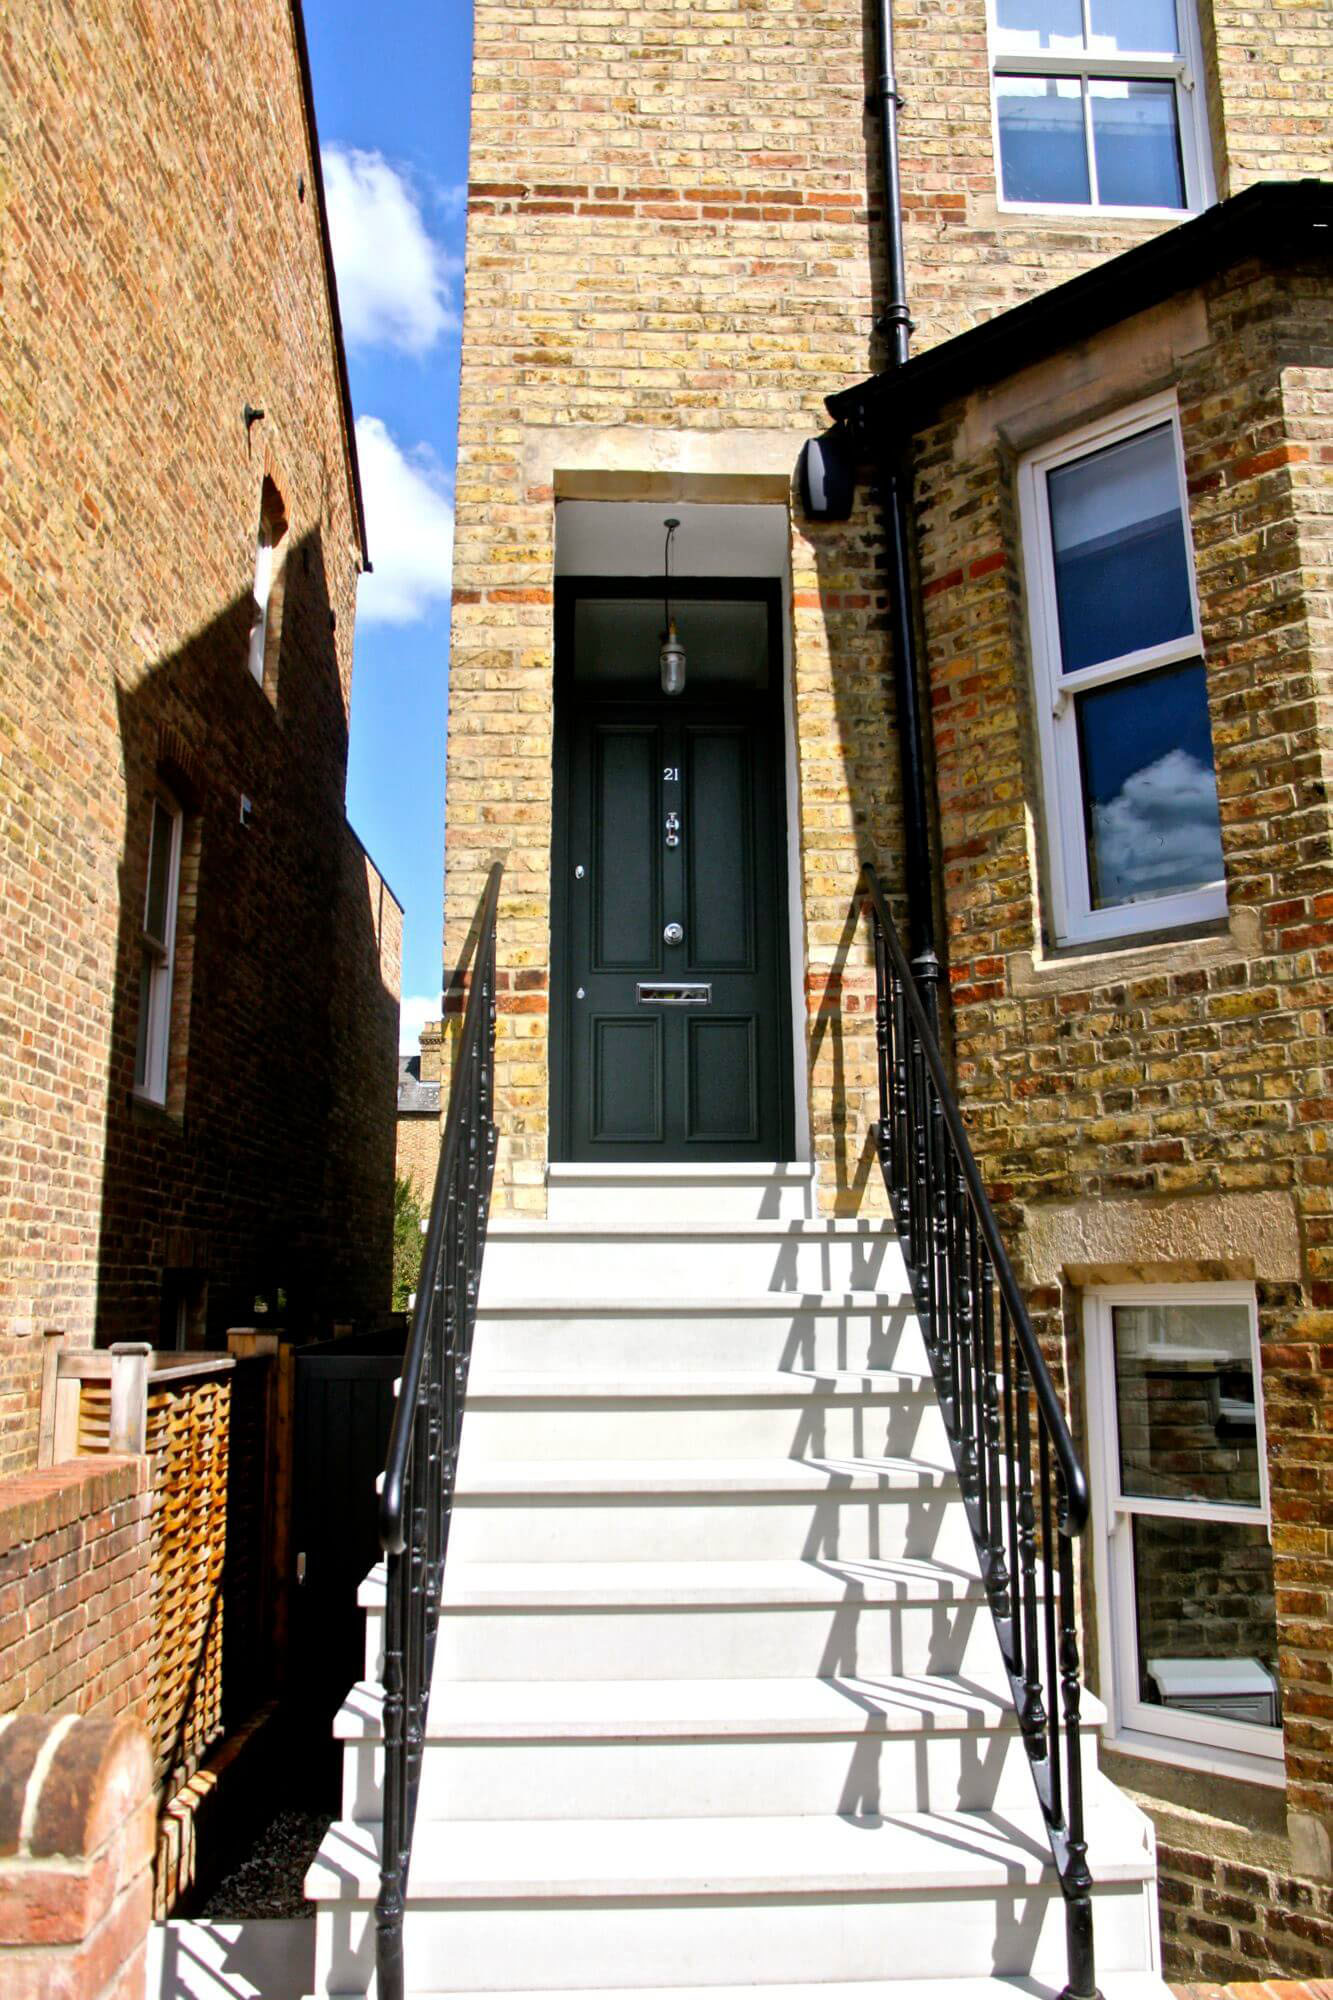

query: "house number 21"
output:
663 766 679 782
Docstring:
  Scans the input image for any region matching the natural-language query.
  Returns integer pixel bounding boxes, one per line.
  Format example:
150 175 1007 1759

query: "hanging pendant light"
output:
659 517 686 696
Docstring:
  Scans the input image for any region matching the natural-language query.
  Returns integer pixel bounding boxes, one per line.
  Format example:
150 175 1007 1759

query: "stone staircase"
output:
306 1164 1167 2000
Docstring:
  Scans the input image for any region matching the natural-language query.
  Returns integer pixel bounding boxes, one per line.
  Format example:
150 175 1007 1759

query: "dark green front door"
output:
552 580 794 1161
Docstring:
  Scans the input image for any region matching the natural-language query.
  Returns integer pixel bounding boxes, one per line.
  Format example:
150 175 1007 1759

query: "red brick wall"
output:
0 0 396 1474
1158 1839 1333 1980
0 1460 152 1720
326 834 404 1304
0 1713 155 2000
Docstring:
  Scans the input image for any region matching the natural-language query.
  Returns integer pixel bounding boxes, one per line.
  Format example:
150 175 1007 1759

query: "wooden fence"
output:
42 1334 297 1802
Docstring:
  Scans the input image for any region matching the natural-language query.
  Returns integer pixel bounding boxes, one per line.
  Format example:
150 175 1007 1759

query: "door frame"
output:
550 573 796 1163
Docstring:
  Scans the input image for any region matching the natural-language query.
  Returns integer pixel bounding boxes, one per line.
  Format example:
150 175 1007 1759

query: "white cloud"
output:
322 146 457 355
1090 747 1225 905
355 416 455 625
399 993 439 1057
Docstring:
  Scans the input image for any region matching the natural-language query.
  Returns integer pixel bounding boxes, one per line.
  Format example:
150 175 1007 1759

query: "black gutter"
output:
868 0 940 1010
289 0 372 573
829 176 1333 443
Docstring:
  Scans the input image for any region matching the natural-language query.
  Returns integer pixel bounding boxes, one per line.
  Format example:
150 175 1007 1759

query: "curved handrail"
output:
379 857 503 1554
860 860 1098 1999
861 864 1087 1533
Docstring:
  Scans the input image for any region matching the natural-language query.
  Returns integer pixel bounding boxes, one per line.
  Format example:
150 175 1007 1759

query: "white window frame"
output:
1018 390 1226 948
133 789 183 1106
986 0 1214 219
1084 1282 1285 1782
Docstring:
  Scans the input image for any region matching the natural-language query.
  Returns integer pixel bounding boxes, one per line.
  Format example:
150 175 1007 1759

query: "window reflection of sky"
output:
1089 0 1178 50
1076 663 1224 906
997 78 1090 203
995 0 1179 52
1091 81 1185 207
1050 424 1193 669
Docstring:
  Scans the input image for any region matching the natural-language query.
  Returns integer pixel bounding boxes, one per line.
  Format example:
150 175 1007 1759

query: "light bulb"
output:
660 618 686 696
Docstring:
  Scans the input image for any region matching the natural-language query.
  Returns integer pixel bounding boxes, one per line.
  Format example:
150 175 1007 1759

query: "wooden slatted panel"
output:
149 1374 229 1789
76 1380 112 1455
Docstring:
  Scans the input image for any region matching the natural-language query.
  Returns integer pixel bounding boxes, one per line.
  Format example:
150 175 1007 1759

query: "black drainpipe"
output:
868 0 940 1014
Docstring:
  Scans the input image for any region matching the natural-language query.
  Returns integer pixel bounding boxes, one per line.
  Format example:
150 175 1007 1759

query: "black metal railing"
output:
861 864 1097 2000
375 861 503 2000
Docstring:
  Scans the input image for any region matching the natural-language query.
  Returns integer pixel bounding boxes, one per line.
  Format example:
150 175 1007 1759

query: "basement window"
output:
134 788 183 1105
1018 392 1226 948
1084 1284 1284 1781
988 0 1211 214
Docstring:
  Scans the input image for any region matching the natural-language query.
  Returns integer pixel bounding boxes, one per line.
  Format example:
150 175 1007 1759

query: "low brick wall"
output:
1159 1838 1333 1982
0 1712 155 2000
0 1459 153 1718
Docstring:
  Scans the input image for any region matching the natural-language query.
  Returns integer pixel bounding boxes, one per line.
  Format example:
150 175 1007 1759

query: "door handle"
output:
664 922 684 946
665 812 680 849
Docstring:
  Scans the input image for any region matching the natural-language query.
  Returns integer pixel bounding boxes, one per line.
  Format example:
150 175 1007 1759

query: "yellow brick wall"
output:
913 258 1333 1862
451 0 1329 1216
396 1116 441 1206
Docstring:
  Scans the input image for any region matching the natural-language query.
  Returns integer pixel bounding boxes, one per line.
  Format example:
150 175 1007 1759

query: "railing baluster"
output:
1015 1351 1047 1759
955 1170 977 1503
979 1251 1010 1621
857 866 1093 2000
1060 1489 1096 2000
1040 1424 1062 1829
891 968 911 1238
1000 1297 1020 1676
873 913 891 1184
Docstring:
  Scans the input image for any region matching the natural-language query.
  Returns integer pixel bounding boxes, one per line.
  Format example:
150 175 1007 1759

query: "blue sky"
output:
304 4 474 1053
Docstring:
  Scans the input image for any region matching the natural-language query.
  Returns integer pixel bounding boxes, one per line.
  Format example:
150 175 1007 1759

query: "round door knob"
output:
664 922 684 946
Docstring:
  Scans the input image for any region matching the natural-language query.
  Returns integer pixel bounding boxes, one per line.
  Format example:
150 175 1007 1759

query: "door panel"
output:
687 1016 758 1143
555 581 792 1162
685 726 754 972
594 727 661 969
592 1017 662 1142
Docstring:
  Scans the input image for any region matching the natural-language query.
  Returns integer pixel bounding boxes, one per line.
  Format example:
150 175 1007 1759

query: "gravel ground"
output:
198 1807 333 1920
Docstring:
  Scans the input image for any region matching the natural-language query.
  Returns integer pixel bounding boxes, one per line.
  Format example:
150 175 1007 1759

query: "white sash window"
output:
988 0 1212 214
1084 1285 1284 1782
134 790 183 1105
1019 393 1226 947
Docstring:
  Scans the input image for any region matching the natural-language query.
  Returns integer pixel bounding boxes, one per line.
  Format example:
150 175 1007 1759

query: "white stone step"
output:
390 1978 1173 2000
362 1556 1005 1683
471 1293 927 1375
479 1220 911 1300
307 1789 1159 1992
459 1369 950 1464
336 1670 1102 1822
546 1162 819 1222
447 1453 977 1565
147 1919 313 2000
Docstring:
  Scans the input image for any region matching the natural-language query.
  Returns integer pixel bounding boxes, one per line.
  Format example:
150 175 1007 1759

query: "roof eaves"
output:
826 179 1333 445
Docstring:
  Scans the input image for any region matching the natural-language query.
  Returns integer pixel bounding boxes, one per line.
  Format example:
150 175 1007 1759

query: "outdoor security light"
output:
659 518 686 695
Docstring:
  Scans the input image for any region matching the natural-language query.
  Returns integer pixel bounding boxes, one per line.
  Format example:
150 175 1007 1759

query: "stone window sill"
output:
1009 905 1260 998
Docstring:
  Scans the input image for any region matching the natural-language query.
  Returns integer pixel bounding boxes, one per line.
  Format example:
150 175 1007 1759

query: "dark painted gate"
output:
290 1326 405 1789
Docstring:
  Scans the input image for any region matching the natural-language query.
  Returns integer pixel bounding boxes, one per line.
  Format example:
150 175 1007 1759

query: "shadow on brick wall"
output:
98 527 398 1348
